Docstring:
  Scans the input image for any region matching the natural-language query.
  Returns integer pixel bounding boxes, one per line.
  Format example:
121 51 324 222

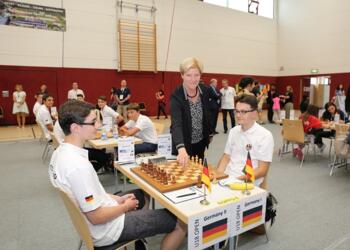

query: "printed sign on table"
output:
188 204 234 250
117 136 135 163
290 109 295 120
280 110 286 120
157 134 172 157
233 192 267 235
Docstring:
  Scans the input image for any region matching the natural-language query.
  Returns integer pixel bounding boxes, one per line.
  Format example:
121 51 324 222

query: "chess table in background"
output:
131 160 228 193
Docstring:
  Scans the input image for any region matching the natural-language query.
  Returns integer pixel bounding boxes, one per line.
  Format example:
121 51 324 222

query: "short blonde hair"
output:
179 57 203 75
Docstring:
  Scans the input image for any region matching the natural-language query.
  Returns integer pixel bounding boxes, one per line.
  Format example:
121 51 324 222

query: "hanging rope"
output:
164 0 176 75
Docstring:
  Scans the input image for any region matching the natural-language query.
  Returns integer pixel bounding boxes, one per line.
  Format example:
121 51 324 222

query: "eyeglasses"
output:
235 109 255 115
78 119 99 126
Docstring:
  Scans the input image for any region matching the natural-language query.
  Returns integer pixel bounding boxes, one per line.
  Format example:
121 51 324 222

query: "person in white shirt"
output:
33 92 43 119
217 94 274 187
37 94 54 140
220 79 236 133
12 84 29 128
120 103 158 154
53 120 65 144
49 100 186 248
97 96 124 128
67 82 85 100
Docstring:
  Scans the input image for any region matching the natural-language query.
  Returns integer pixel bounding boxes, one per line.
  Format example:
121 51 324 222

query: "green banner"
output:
0 0 66 31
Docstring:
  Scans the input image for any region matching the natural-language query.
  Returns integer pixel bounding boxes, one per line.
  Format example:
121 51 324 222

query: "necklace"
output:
187 88 198 98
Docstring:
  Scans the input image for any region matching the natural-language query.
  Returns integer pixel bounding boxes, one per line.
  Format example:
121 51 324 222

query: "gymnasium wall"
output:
277 0 350 76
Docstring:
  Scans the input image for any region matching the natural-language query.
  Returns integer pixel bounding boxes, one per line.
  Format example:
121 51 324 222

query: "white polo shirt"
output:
53 121 65 144
220 87 236 110
49 143 124 246
37 105 53 140
67 89 85 100
33 102 41 118
101 105 120 121
125 114 157 144
224 122 274 186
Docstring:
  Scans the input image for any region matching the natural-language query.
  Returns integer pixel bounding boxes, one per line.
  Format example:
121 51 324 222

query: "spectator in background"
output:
40 84 48 95
334 84 346 114
170 57 213 166
252 81 261 97
220 79 235 134
109 87 118 111
33 92 43 119
67 82 85 100
267 85 276 123
37 94 55 141
300 94 309 114
272 92 282 124
12 84 29 128
155 89 168 119
208 79 222 134
280 85 294 119
238 77 255 96
345 87 350 116
116 80 131 121
77 94 85 102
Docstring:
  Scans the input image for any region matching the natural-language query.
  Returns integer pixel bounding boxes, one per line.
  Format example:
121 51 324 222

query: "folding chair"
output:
57 188 136 250
278 119 316 168
329 124 350 176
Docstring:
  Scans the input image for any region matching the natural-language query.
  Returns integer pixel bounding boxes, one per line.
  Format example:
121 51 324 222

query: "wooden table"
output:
88 137 142 150
115 161 268 250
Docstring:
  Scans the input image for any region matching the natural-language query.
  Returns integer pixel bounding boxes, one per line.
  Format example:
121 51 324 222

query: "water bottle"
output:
101 129 107 140
113 125 119 139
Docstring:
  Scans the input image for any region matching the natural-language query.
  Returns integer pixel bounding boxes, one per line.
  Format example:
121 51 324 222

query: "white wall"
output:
0 0 278 75
277 0 350 76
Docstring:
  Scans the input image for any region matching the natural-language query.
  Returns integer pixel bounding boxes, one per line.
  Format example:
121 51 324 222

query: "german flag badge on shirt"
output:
85 195 94 204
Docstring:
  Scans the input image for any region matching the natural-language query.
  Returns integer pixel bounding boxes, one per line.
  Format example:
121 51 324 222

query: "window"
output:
202 0 274 19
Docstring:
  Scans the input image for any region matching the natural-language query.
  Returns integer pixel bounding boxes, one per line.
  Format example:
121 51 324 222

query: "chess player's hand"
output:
124 197 139 211
177 147 189 167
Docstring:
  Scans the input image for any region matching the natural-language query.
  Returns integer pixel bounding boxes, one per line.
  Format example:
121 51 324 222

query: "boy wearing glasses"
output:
216 95 274 187
49 100 186 249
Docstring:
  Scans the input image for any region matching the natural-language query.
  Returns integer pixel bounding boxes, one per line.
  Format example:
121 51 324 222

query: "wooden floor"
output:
0 116 171 142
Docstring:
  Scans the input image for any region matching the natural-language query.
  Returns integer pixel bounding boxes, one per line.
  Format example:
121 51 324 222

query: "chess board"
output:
131 160 228 193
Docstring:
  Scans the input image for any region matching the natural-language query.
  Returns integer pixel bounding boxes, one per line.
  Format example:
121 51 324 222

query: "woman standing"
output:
170 57 212 166
281 85 294 119
155 89 168 119
12 84 29 128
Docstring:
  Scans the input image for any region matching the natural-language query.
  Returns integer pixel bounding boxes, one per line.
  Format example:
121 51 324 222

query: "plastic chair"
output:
57 188 135 250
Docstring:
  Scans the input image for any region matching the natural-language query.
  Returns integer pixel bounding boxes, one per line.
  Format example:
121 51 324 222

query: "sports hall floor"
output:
1 114 350 250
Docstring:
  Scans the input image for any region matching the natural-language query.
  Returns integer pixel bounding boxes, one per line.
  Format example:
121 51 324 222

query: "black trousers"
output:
309 128 324 146
189 139 207 160
267 104 274 123
157 102 167 118
209 108 219 132
222 109 235 132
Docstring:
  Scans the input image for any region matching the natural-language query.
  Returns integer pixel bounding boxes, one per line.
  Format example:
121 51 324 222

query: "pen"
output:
176 192 196 198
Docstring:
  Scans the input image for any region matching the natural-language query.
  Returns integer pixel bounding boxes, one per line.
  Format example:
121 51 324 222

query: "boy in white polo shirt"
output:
217 95 274 187
120 103 158 154
49 100 186 249
97 96 124 128
37 94 54 140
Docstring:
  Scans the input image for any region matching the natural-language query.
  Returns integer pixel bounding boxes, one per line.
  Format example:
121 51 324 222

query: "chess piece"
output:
199 158 203 166
171 175 176 184
197 175 202 188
